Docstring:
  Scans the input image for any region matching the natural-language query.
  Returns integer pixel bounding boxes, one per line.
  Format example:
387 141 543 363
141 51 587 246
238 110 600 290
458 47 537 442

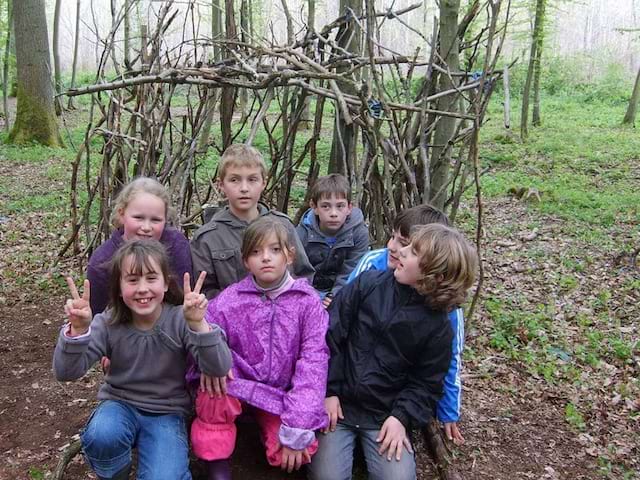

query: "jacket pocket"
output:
210 249 242 289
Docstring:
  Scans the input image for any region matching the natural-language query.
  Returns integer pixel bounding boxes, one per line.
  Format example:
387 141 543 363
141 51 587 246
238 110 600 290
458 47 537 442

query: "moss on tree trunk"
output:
6 0 62 147
8 85 63 146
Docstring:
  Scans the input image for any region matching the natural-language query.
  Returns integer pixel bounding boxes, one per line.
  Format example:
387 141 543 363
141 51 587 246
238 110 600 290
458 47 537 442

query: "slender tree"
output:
7 0 61 145
622 65 640 125
531 0 547 126
197 0 223 152
52 0 62 114
328 0 362 176
2 0 12 131
220 0 237 149
430 0 461 209
521 0 547 138
67 0 81 109
124 0 131 68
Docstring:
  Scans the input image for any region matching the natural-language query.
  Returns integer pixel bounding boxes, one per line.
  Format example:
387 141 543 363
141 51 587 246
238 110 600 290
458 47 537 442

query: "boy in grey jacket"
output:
296 174 369 306
191 144 314 299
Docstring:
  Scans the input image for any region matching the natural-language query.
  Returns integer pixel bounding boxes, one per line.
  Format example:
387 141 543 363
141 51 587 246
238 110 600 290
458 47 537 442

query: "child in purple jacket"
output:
191 217 329 479
87 177 192 314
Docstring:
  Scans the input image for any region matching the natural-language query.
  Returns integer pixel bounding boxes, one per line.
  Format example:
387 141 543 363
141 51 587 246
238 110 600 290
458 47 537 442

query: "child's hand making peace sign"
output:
64 277 92 337
183 272 210 333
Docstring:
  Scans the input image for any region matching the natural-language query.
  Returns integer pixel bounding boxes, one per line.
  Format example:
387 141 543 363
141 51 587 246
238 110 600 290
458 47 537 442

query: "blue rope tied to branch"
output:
368 99 383 119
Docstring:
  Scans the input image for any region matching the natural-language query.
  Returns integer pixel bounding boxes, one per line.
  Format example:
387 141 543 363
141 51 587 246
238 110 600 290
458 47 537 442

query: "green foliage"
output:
564 402 586 431
27 468 45 480
495 54 633 105
480 95 640 243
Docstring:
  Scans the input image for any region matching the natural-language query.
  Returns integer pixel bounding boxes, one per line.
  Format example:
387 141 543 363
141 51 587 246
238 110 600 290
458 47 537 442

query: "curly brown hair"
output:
410 224 477 311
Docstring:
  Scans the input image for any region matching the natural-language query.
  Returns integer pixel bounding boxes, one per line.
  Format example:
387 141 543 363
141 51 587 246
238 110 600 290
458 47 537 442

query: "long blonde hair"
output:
110 177 177 228
410 224 478 311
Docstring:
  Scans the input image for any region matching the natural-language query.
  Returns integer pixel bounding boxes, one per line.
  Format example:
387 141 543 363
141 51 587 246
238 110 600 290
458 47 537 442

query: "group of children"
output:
53 143 478 480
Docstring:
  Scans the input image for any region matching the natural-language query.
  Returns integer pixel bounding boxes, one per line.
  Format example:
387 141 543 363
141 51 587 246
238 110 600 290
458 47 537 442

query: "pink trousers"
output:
190 392 318 466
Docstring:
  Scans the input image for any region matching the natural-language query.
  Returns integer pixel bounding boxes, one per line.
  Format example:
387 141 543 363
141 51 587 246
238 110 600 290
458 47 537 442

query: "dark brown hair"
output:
410 224 477 311
108 240 183 325
393 203 450 238
241 217 295 262
310 174 351 204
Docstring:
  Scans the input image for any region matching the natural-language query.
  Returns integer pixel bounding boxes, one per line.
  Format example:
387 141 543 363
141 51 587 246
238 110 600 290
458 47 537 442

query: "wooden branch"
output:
52 438 82 480
422 420 463 480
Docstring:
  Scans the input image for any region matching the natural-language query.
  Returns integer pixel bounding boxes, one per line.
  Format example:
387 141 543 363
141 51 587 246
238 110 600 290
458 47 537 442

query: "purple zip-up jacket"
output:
205 275 330 439
87 227 193 314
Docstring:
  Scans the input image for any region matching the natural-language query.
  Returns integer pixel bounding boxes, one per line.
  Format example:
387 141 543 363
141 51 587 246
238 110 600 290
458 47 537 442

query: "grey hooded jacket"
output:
296 207 369 295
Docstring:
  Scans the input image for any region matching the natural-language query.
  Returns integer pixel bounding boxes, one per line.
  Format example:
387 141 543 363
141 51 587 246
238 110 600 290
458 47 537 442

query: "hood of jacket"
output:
300 206 365 242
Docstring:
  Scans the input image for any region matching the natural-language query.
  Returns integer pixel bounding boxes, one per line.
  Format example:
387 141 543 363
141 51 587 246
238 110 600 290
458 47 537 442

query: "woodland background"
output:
0 0 638 479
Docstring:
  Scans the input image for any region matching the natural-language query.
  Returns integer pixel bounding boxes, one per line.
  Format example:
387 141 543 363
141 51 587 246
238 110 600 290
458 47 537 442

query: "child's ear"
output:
286 247 295 265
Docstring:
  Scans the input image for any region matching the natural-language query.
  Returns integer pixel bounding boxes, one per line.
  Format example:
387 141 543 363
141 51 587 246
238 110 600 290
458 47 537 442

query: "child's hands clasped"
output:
183 272 209 332
376 415 413 461
323 396 344 433
64 277 92 337
279 445 311 473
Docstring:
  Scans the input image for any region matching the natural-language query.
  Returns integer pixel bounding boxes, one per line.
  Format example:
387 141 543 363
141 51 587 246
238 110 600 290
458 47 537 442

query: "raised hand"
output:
183 271 209 331
64 277 92 336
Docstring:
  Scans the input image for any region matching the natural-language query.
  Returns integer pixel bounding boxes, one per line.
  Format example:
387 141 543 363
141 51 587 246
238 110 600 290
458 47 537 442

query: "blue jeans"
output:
308 423 416 480
80 400 191 480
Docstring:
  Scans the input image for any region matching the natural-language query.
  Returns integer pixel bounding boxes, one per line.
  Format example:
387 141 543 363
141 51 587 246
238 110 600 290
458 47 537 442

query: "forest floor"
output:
0 96 638 480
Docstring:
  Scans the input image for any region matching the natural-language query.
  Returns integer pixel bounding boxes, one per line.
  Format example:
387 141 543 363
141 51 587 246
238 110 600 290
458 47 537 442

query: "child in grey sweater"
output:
54 240 231 480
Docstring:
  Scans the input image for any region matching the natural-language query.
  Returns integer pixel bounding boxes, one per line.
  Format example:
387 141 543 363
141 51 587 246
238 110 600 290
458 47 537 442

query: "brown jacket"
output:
190 205 315 299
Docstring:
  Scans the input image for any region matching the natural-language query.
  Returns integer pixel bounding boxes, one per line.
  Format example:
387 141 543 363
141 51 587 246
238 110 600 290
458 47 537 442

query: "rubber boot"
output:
206 459 232 480
97 463 131 480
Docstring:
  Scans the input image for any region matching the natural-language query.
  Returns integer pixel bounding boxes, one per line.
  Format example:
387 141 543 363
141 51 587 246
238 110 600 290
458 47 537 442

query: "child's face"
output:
120 254 168 324
393 244 421 288
119 192 166 241
219 165 266 216
311 194 352 236
243 233 292 289
386 230 410 269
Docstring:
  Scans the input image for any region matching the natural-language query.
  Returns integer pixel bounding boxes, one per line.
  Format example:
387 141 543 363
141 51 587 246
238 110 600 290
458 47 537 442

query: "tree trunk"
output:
430 0 460 210
521 0 546 138
503 65 510 129
197 0 223 152
124 0 131 68
220 0 237 149
298 0 315 129
8 0 62 146
67 0 81 109
2 0 13 131
531 0 547 126
622 64 640 125
328 0 362 176
52 0 62 114
238 0 250 123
